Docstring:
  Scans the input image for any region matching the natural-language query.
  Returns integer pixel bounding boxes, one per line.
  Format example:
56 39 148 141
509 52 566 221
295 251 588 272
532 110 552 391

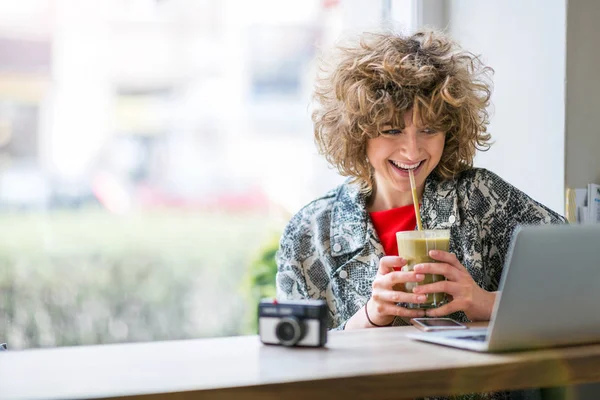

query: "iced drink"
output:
395 230 450 309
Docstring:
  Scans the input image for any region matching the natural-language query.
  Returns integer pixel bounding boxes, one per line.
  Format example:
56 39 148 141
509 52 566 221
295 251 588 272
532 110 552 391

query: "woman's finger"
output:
387 271 426 285
424 301 462 318
413 262 460 281
412 280 457 296
428 250 468 272
378 256 407 274
372 270 423 289
374 302 426 319
372 289 428 305
395 307 427 318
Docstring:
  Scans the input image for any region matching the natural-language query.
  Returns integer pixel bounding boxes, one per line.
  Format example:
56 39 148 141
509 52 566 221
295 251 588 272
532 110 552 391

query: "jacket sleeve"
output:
477 169 567 288
275 212 311 301
481 169 566 226
275 206 351 331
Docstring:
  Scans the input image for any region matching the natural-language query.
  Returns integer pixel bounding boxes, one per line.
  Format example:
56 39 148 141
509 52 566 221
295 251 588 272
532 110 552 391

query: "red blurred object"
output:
134 183 270 213
322 0 340 9
90 134 272 214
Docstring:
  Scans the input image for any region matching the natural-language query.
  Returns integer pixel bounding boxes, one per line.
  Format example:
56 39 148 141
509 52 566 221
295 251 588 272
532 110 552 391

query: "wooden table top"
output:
2 322 600 400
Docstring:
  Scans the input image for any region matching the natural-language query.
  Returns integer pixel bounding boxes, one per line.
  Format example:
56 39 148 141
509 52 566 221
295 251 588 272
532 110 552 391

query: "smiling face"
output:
366 110 446 211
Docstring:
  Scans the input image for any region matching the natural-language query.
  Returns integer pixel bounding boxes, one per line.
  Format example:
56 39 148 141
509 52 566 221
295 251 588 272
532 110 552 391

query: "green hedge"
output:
241 233 280 333
0 210 279 349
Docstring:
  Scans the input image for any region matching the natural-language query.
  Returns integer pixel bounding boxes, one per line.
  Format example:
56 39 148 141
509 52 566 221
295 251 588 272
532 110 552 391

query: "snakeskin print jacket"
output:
276 168 566 330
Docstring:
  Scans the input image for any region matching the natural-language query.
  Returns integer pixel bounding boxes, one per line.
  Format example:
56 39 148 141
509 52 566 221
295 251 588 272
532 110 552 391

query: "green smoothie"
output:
396 230 450 309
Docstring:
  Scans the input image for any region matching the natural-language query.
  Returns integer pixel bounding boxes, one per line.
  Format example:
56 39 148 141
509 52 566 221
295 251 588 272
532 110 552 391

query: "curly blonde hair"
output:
312 30 493 192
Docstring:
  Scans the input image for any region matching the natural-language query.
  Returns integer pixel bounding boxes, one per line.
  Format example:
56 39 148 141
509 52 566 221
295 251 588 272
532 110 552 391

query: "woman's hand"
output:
366 256 427 326
412 250 497 321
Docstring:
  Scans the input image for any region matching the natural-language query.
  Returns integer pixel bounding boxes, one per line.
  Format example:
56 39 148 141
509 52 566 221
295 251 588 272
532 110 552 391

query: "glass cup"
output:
395 229 450 309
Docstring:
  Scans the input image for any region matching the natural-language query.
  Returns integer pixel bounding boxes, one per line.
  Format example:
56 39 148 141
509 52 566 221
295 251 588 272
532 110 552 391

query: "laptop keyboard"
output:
455 334 487 342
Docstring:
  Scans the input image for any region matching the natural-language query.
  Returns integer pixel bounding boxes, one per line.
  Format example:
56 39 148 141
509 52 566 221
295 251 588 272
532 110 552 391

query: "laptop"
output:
406 223 600 352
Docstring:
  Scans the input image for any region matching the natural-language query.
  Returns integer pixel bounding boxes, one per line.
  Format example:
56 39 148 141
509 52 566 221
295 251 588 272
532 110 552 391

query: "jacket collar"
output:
421 172 461 230
330 182 370 257
330 173 461 257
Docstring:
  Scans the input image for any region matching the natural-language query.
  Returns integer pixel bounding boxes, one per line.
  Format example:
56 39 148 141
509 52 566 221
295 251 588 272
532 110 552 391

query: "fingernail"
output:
417 295 427 302
412 287 420 293
415 273 425 280
429 250 437 256
414 264 423 271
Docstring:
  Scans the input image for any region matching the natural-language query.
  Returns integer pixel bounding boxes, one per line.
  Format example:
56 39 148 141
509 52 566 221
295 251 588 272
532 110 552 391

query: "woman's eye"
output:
422 128 438 134
381 129 402 135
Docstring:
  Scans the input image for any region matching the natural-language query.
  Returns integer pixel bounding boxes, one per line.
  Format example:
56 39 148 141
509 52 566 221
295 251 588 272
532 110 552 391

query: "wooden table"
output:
2 323 600 400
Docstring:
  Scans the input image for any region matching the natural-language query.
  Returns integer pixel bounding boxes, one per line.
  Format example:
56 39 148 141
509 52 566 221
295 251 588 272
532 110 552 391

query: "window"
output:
0 0 399 349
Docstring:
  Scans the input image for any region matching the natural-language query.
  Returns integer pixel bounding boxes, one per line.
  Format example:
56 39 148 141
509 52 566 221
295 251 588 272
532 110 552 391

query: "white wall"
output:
447 0 566 214
565 0 600 189
341 0 384 32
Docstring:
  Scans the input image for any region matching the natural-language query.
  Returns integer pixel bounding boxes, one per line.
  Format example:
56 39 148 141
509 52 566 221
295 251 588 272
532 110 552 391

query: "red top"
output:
369 204 417 256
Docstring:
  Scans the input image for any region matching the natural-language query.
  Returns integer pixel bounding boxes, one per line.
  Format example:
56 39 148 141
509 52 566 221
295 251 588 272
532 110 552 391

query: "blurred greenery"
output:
241 233 280 334
0 209 279 350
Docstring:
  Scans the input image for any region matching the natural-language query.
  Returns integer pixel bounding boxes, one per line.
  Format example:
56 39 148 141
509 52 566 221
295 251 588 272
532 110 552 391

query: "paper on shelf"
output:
587 183 600 223
565 186 597 224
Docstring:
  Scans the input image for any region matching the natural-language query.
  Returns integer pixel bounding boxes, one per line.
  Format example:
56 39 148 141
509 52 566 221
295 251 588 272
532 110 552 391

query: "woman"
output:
275 30 565 332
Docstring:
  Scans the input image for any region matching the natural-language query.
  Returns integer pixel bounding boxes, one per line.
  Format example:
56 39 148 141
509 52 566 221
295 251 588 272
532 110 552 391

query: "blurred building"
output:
0 0 350 214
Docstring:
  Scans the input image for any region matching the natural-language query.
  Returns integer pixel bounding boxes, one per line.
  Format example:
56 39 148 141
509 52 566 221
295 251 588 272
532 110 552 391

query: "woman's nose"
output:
402 133 421 159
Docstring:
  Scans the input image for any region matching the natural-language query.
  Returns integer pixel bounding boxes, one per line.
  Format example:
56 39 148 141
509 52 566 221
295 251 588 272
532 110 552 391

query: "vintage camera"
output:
258 299 328 347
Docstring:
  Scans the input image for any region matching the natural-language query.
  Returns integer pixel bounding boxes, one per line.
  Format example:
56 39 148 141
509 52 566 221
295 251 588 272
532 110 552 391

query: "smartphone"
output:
410 318 468 331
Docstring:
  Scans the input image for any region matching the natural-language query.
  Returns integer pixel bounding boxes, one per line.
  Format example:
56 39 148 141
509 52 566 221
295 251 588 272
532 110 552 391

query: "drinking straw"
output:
409 169 423 231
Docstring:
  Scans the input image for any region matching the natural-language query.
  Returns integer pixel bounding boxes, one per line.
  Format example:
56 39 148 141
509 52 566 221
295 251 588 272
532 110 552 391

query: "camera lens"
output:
277 322 296 341
275 317 305 346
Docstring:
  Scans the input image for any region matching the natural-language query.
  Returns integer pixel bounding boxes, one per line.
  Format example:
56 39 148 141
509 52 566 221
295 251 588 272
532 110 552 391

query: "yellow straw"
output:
409 169 423 231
